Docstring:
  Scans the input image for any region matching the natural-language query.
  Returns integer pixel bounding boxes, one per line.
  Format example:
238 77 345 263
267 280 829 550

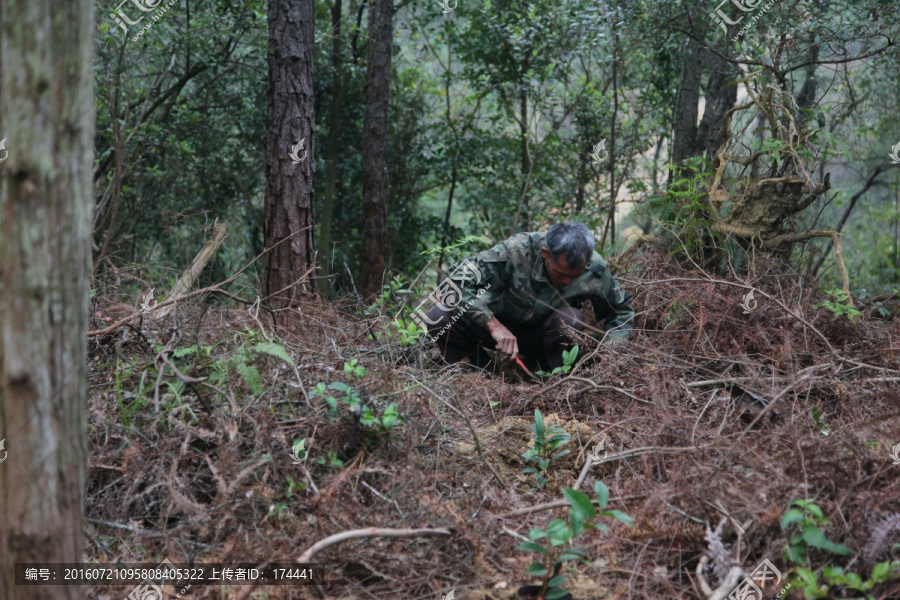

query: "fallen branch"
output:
88 226 312 336
696 555 743 600
149 219 228 319
516 375 649 415
298 527 451 563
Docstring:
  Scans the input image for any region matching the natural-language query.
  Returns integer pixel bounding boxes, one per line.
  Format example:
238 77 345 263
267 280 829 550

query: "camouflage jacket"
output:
447 231 635 342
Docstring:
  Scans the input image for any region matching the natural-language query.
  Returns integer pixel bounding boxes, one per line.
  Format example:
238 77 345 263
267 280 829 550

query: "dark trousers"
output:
425 305 585 372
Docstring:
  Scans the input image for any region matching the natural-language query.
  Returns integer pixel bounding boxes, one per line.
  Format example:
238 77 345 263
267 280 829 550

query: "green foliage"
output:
115 358 151 428
522 410 571 488
810 406 832 437
418 235 492 261
517 481 632 599
781 498 852 565
645 158 719 266
292 439 309 462
776 498 900 599
752 137 789 168
361 402 405 436
788 559 900 599
228 329 295 395
310 360 405 441
316 451 345 471
285 475 306 498
535 345 579 377
814 289 863 323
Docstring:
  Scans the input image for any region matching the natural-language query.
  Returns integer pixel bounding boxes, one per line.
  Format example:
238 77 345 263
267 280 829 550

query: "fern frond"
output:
864 512 900 561
253 342 295 366
236 362 265 395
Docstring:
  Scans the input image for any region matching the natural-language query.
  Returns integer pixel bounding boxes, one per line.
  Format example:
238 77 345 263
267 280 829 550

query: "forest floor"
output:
84 242 900 600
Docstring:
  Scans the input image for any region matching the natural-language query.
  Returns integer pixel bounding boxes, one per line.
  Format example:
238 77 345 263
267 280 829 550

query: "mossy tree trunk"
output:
0 0 94 598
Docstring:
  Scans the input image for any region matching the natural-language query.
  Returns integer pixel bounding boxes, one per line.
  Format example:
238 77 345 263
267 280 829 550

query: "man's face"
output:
541 247 587 287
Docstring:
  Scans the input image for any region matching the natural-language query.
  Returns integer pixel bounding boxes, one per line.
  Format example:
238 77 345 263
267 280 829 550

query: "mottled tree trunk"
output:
0 0 94 598
264 0 316 307
359 0 393 299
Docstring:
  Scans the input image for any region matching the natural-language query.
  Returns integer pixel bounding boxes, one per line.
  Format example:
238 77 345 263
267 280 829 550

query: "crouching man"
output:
422 222 635 372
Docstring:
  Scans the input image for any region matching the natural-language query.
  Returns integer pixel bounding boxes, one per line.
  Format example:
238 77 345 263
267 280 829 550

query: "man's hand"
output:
486 316 519 359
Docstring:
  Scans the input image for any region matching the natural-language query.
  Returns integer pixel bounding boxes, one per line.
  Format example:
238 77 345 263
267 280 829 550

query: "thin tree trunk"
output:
358 0 393 299
0 0 94 597
438 167 458 273
519 82 531 231
604 14 619 249
317 0 350 297
263 0 317 308
810 164 888 278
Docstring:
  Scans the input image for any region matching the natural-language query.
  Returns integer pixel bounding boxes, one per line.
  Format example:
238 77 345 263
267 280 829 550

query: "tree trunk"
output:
518 81 531 231
317 0 351 297
0 0 94 597
358 0 393 300
264 0 317 308
695 53 738 171
669 37 702 184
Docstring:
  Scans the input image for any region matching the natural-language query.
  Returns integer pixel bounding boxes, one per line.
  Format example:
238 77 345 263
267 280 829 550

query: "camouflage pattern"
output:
447 231 635 342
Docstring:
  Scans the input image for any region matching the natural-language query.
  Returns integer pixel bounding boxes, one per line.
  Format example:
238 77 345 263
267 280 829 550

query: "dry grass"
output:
84 245 900 600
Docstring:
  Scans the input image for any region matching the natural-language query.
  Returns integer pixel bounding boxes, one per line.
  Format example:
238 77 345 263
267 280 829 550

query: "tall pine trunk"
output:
318 0 351 297
264 0 317 308
359 0 393 299
0 0 94 597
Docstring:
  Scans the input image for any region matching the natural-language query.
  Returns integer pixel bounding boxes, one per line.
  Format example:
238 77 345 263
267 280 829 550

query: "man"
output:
423 222 635 372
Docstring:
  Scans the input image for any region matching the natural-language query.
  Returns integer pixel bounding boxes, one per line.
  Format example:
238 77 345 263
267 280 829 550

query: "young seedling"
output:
535 346 579 378
522 409 571 489
517 481 632 599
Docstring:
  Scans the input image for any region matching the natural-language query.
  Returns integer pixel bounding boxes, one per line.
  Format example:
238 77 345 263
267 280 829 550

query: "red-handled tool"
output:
514 356 542 382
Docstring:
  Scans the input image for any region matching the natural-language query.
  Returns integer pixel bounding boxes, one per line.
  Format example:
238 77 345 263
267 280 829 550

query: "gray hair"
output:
546 222 595 267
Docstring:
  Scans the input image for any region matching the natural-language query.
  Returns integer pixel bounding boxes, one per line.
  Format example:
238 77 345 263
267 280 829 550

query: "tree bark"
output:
695 53 738 171
670 37 702 184
358 0 393 299
0 0 94 597
317 0 352 297
263 0 317 308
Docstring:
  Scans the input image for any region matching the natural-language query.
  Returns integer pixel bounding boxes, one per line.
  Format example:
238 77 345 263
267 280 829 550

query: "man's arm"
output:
591 272 635 345
447 242 510 326
447 243 522 357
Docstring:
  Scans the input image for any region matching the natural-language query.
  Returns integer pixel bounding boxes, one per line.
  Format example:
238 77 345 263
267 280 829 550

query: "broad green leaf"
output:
547 518 572 546
516 542 548 554
802 524 851 555
594 481 609 509
805 503 824 519
547 575 567 587
871 561 891 582
822 566 842 578
526 562 548 576
780 508 804 529
603 509 633 527
558 549 590 562
562 488 595 523
534 409 546 438
528 528 547 541
795 567 818 586
545 586 570 599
